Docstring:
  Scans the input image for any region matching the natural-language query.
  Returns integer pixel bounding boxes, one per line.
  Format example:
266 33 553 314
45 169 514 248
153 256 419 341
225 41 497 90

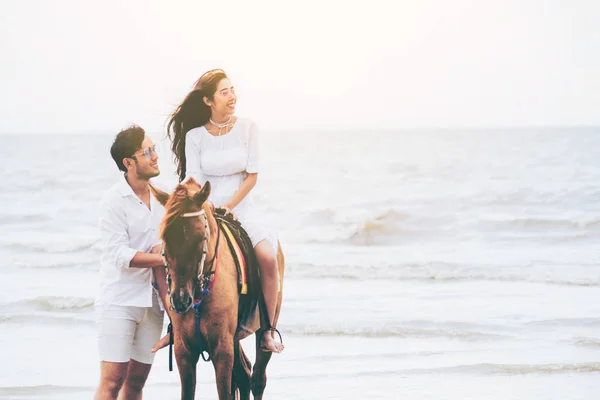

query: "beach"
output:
1 127 600 399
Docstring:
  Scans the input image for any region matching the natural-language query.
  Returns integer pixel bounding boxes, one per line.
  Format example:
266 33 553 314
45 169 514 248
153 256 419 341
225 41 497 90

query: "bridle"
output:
162 208 218 313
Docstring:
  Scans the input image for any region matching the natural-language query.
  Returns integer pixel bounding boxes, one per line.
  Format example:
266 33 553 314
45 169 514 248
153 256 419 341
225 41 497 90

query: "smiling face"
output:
126 137 160 180
204 78 237 117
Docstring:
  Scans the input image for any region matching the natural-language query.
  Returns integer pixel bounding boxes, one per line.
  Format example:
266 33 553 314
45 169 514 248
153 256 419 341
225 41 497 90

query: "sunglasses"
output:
130 145 157 161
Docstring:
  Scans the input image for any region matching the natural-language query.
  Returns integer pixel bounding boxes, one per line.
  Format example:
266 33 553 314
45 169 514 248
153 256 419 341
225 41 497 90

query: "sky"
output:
1 0 599 134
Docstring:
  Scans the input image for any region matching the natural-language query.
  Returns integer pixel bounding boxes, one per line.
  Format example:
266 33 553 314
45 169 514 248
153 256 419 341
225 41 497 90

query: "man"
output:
94 125 170 400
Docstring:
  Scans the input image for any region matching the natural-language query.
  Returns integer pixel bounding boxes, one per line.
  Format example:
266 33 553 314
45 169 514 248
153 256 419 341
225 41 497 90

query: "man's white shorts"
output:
95 292 165 364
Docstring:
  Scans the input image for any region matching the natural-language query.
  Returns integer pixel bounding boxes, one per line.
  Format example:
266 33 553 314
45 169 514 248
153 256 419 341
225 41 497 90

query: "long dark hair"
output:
167 69 228 182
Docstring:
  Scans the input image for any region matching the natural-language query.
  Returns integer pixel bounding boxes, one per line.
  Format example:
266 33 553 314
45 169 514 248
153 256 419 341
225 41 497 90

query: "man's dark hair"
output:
110 125 145 172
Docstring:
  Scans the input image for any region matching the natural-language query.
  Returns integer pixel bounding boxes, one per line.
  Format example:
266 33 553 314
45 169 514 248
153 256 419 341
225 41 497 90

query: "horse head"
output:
149 177 213 314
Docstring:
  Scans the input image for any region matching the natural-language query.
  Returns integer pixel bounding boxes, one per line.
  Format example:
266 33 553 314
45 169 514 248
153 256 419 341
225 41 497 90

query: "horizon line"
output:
0 124 599 136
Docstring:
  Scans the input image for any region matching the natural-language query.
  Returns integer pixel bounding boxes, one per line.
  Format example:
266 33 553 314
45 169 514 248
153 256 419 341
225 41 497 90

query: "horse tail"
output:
232 339 252 398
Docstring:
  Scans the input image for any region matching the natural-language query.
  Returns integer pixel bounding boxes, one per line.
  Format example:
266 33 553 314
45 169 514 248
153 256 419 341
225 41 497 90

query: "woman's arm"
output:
223 173 257 210
184 128 204 183
223 121 261 210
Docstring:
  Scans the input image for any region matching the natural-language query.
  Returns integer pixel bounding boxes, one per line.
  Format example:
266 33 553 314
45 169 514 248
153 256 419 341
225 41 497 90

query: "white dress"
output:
184 117 278 253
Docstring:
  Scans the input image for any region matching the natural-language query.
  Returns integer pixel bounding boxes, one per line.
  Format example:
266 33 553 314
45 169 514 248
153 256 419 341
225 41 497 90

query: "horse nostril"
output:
174 289 192 312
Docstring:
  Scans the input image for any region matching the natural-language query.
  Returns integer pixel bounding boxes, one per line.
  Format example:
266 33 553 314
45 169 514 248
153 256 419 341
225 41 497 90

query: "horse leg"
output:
175 344 199 400
251 334 272 400
210 338 235 400
232 340 251 400
251 299 282 399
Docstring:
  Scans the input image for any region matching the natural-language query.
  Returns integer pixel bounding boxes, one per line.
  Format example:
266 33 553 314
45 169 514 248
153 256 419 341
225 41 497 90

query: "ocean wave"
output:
283 325 508 341
28 296 95 310
0 314 94 326
0 384 91 395
0 296 94 326
1 238 99 254
573 337 600 348
0 296 94 312
6 176 98 193
436 362 600 375
346 210 413 245
12 259 98 269
308 211 600 247
287 261 600 287
299 206 600 246
483 216 600 230
526 318 600 328
0 213 53 225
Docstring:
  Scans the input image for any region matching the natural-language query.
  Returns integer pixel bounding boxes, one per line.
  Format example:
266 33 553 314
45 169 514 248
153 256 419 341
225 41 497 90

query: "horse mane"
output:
159 179 212 254
160 185 188 237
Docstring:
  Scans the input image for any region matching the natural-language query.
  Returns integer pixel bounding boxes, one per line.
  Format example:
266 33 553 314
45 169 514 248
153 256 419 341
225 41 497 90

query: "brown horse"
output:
149 177 285 400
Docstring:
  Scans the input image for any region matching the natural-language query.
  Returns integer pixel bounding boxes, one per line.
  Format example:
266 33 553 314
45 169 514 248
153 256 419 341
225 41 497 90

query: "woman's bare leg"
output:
254 240 284 353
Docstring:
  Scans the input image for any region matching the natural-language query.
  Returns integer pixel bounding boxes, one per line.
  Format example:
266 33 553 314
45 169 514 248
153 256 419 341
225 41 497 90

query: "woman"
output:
166 69 283 353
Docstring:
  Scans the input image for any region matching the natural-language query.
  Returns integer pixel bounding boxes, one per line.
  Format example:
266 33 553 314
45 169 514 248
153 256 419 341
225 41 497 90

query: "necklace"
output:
209 116 233 136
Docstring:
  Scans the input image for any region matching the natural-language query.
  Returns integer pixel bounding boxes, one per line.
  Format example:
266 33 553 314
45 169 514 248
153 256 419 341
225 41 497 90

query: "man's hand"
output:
151 244 167 267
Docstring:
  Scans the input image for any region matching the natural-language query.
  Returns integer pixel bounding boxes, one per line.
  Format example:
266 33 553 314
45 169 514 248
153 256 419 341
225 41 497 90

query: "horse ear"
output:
149 184 170 206
193 181 211 206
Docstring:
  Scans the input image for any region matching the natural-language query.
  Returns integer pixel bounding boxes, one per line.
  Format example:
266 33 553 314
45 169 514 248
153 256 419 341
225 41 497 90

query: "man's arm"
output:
148 244 170 306
99 197 164 270
130 251 164 269
152 263 172 314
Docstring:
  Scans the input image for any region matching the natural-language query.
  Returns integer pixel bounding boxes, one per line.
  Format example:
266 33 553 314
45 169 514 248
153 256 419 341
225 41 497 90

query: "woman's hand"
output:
221 205 238 220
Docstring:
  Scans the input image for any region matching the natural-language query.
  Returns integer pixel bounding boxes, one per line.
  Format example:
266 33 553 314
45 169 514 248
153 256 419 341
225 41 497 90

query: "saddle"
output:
214 210 270 337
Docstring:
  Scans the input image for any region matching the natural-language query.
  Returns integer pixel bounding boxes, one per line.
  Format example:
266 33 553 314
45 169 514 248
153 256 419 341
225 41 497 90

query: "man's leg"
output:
151 266 173 354
117 360 152 400
123 292 165 398
95 304 141 400
95 362 129 400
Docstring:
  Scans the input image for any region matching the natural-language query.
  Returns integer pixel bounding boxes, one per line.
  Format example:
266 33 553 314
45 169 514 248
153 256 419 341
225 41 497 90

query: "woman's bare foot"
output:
151 333 171 353
259 330 284 353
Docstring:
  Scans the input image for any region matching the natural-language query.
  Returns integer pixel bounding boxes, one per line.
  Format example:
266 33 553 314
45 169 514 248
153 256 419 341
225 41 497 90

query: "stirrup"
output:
259 327 283 352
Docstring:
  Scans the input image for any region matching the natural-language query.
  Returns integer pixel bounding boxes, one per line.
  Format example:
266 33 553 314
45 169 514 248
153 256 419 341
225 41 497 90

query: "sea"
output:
1 126 600 399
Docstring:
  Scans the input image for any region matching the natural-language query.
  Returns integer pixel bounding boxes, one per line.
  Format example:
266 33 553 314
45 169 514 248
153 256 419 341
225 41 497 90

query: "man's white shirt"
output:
96 176 166 307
